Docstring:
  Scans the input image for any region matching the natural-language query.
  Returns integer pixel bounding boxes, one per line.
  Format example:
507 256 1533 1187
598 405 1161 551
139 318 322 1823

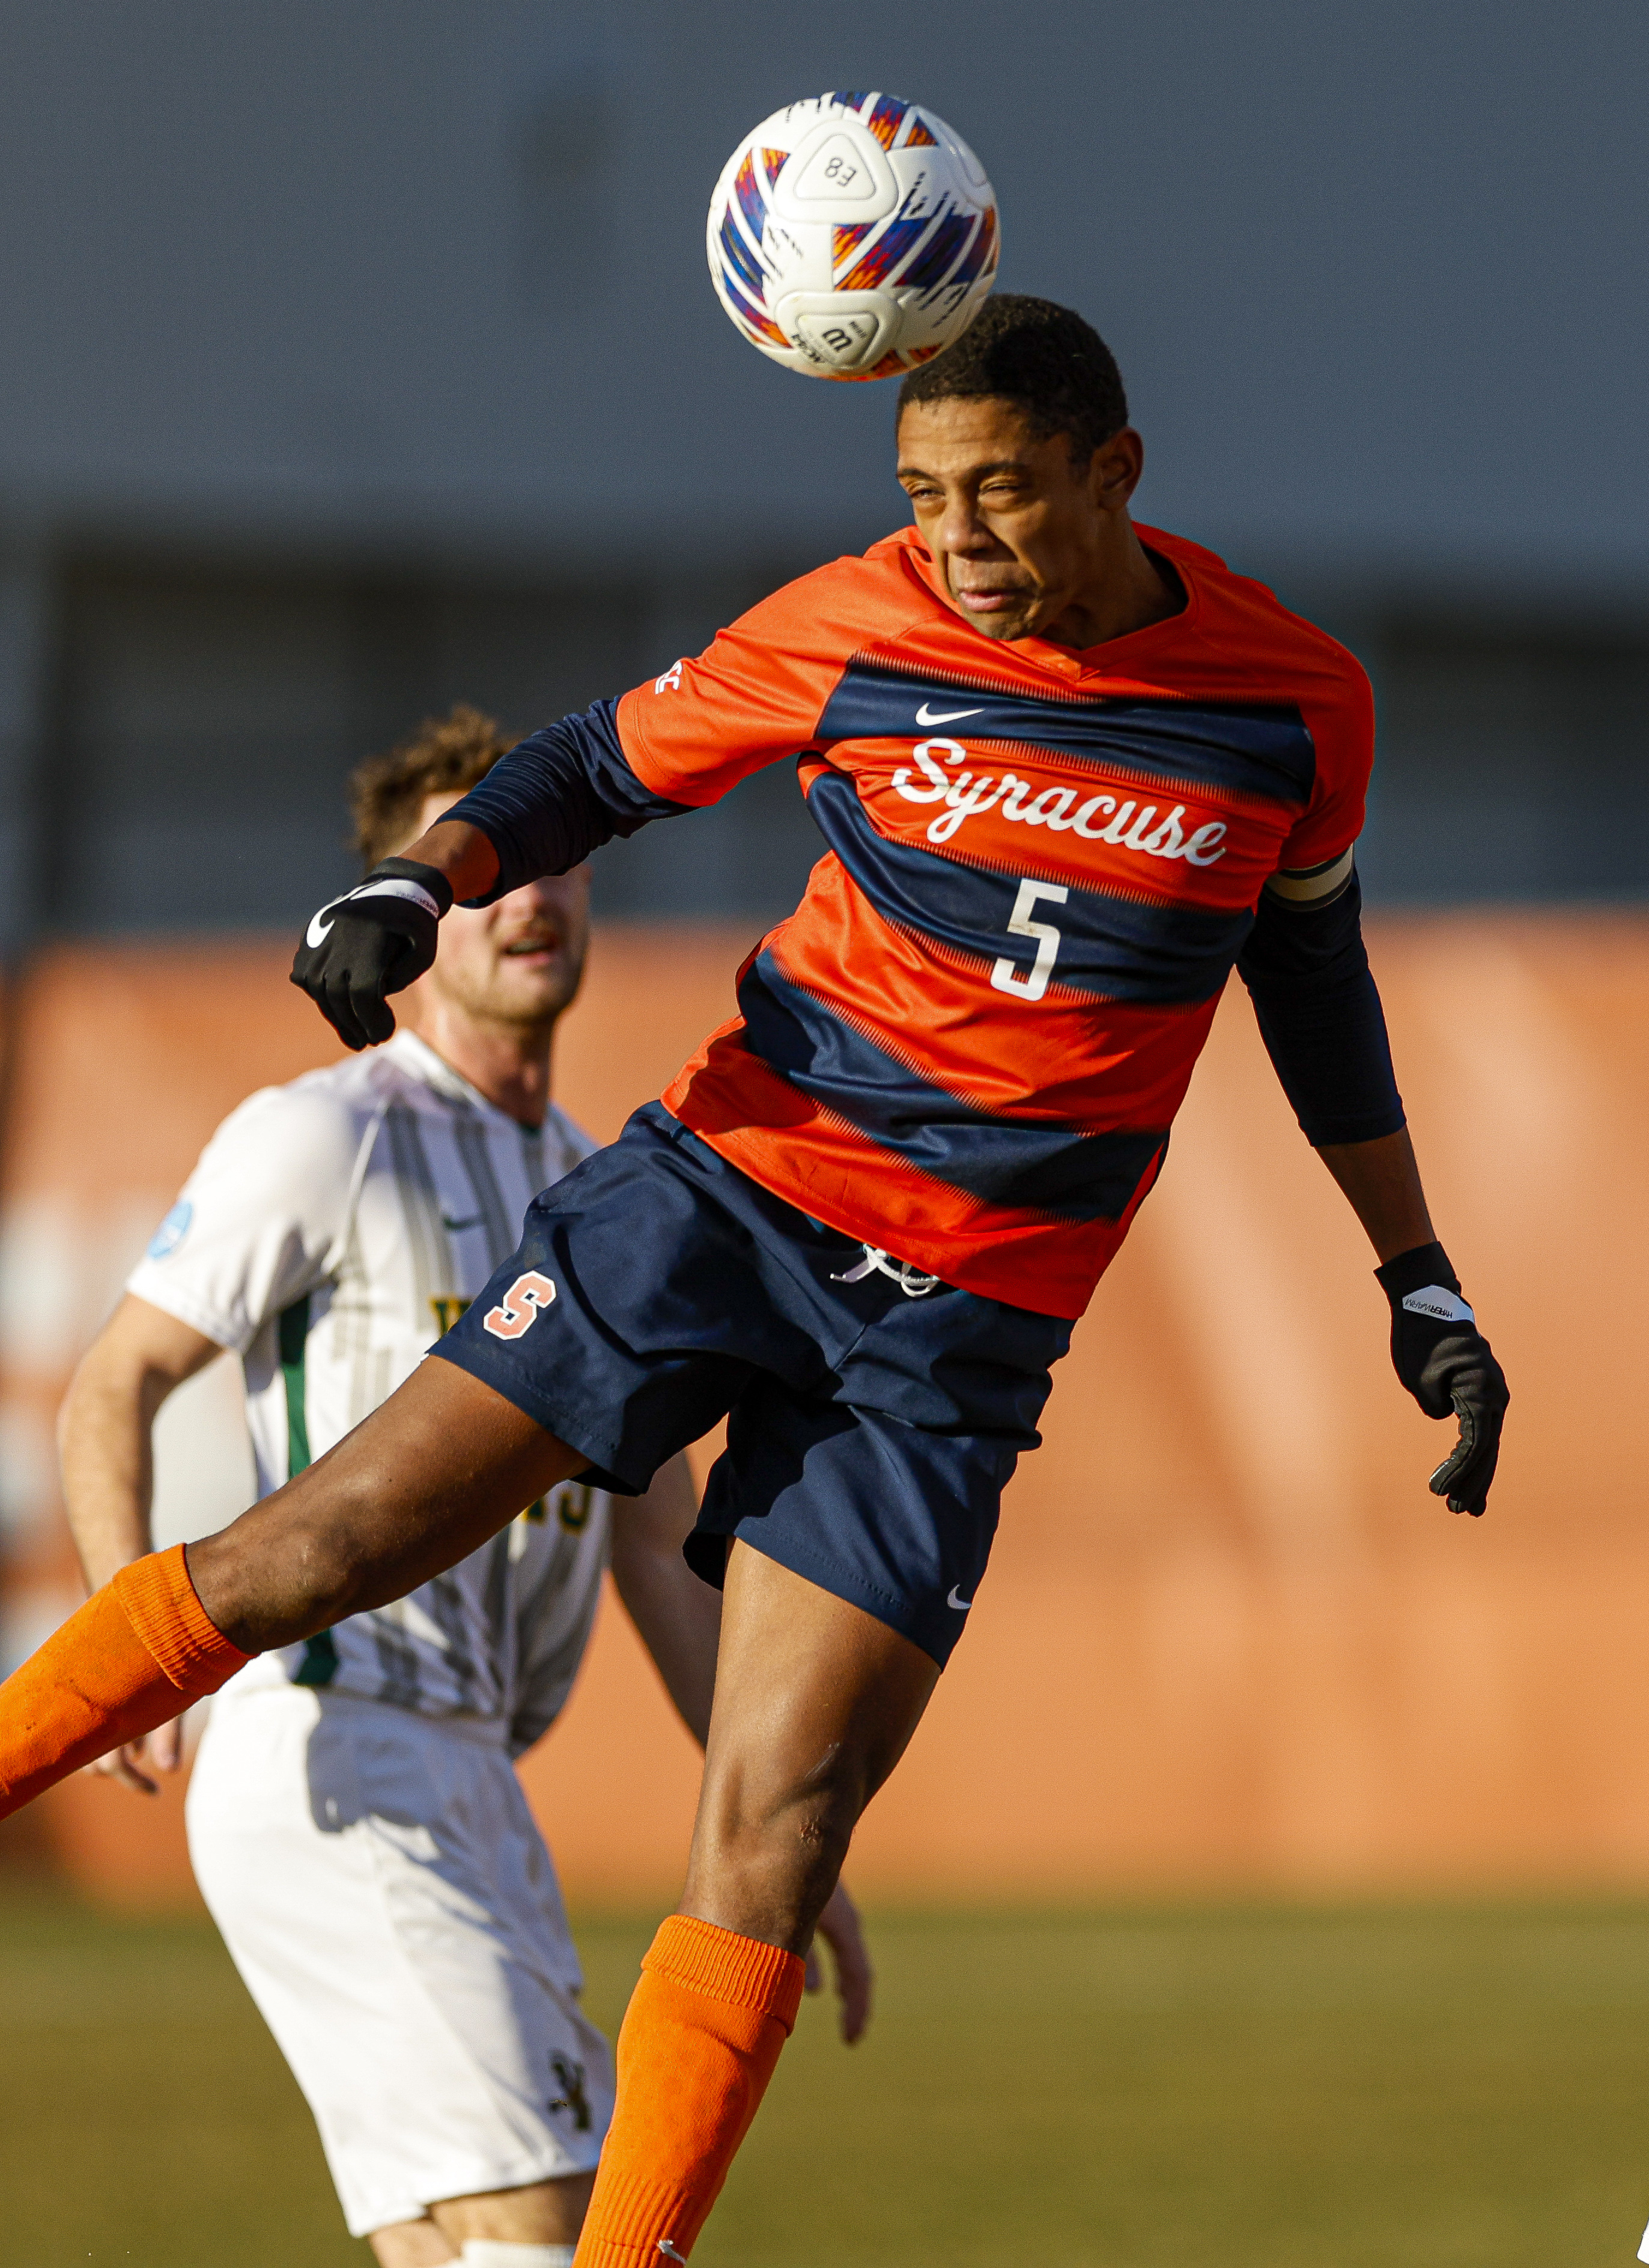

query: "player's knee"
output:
693 1753 861 1923
698 1814 849 1942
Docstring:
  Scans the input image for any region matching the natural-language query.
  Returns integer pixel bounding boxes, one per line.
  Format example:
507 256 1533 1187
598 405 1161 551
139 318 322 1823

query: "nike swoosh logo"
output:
442 1214 485 1233
915 702 985 726
305 906 339 948
946 1585 973 1611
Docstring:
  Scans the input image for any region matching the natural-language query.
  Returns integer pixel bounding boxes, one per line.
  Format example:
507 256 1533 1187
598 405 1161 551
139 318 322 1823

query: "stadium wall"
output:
1 916 1645 1902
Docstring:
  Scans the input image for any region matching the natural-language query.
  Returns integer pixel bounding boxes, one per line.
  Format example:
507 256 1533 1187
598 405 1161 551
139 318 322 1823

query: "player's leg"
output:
369 2215 460 2266
573 1541 938 2267
571 1259 1067 2268
0 1362 585 1814
189 1359 583 1651
369 2187 595 2267
683 1542 938 1946
373 2173 595 2266
427 2171 594 2260
188 1685 613 2260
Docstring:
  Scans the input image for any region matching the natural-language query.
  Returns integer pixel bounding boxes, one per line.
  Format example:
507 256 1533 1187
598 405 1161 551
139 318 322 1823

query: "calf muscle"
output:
681 1543 938 1953
186 1358 583 1653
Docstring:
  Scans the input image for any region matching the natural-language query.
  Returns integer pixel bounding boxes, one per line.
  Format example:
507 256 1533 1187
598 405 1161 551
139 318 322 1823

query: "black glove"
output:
1375 1241 1508 1516
290 857 453 1050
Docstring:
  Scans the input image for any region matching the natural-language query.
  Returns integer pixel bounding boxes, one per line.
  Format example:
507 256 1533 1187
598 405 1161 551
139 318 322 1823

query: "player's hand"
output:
291 857 453 1050
806 1878 873 2045
85 1713 183 1798
1376 1241 1508 1516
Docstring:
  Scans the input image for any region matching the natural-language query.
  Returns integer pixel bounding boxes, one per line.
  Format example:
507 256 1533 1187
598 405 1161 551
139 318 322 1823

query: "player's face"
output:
895 397 1146 644
413 791 592 1029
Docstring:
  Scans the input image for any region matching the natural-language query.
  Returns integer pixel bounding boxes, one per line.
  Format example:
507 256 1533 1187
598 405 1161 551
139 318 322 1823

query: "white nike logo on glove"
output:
305 902 343 949
947 1585 973 1610
916 702 985 725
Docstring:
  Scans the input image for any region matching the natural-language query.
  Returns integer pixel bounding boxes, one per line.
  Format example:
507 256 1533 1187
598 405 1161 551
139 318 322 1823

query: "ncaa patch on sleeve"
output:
146 1200 193 1260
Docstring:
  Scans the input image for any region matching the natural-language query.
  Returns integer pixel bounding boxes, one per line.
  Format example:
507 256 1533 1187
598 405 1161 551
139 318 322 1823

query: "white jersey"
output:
129 1029 610 1752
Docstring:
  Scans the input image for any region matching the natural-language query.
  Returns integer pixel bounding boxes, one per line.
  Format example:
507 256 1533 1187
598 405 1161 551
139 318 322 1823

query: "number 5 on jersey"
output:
483 1269 557 1340
991 880 1068 1002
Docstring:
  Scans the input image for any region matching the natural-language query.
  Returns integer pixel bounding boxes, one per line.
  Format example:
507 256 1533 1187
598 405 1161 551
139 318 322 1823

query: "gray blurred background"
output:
1 0 1644 938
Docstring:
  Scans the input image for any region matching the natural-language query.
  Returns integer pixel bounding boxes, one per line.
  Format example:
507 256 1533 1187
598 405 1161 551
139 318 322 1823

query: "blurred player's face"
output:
407 791 591 1032
895 397 1153 646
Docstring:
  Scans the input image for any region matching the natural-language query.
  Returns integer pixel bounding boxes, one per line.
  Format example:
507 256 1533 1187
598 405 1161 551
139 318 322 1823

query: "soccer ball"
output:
705 92 999 382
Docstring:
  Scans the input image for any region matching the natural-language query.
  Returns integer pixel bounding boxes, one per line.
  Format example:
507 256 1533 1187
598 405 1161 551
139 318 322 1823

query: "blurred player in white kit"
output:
56 707 869 2268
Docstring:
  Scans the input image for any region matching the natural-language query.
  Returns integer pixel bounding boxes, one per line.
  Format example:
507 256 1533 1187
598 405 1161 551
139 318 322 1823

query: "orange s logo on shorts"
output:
482 1269 557 1340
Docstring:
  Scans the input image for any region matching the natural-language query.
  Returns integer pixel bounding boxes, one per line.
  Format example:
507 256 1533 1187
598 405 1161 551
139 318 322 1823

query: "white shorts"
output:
186 1684 614 2239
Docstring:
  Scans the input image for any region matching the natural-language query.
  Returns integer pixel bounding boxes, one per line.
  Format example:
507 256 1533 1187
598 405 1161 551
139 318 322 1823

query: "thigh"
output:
690 1383 1022 1668
345 1711 616 2163
189 1358 589 1652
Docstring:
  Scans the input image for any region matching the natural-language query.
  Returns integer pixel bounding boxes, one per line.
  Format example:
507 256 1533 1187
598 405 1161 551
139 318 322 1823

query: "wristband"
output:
1374 1241 1471 1319
359 856 454 916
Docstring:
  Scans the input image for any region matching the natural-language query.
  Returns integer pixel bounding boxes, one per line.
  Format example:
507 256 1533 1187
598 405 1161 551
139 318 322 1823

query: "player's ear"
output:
1089 426 1144 513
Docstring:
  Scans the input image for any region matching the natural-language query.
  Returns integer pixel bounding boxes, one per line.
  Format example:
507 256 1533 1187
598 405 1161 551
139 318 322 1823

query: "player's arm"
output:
288 699 683 1045
56 1083 356 1792
1237 856 1509 1516
293 589 836 1047
607 1455 873 2043
289 709 692 1047
57 1295 225 1792
608 1453 720 1742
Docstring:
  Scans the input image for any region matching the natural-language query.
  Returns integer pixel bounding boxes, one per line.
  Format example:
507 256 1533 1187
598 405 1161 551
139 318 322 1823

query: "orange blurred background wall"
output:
2 914 1645 1904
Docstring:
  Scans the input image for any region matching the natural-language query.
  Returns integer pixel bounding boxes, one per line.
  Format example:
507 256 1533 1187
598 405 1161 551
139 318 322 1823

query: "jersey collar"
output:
381 1028 547 1138
886 521 1205 686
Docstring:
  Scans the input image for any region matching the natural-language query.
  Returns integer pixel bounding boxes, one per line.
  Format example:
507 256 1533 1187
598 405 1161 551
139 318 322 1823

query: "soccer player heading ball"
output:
3 296 1508 2264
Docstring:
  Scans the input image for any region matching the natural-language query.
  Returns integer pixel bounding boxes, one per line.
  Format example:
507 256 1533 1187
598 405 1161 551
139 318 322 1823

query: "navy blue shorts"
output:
437 1104 1071 1667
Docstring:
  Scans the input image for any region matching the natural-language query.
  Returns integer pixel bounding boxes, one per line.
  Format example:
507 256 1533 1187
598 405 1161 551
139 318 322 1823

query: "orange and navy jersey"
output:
467 524 1375 1319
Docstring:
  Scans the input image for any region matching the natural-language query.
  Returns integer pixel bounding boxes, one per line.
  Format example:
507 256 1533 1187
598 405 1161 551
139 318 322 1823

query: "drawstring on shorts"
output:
830 1244 941 1299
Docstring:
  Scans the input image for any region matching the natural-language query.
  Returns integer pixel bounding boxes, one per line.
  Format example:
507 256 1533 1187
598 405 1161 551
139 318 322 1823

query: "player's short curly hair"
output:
896 295 1129 462
350 704 514 869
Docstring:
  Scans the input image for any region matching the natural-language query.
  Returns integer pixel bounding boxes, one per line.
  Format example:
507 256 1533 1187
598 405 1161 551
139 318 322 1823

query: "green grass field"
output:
7 1888 1649 2266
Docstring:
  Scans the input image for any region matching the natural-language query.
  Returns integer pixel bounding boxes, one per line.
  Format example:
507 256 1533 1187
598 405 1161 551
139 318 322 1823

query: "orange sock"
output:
0 1545 250 1820
574 1914 806 2267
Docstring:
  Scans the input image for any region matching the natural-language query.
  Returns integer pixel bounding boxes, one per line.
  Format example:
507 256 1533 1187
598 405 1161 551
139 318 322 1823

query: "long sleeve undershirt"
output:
1236 873 1405 1148
445 701 690 902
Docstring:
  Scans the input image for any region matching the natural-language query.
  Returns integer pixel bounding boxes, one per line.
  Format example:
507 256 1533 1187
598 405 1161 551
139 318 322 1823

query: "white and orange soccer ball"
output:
705 91 999 382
